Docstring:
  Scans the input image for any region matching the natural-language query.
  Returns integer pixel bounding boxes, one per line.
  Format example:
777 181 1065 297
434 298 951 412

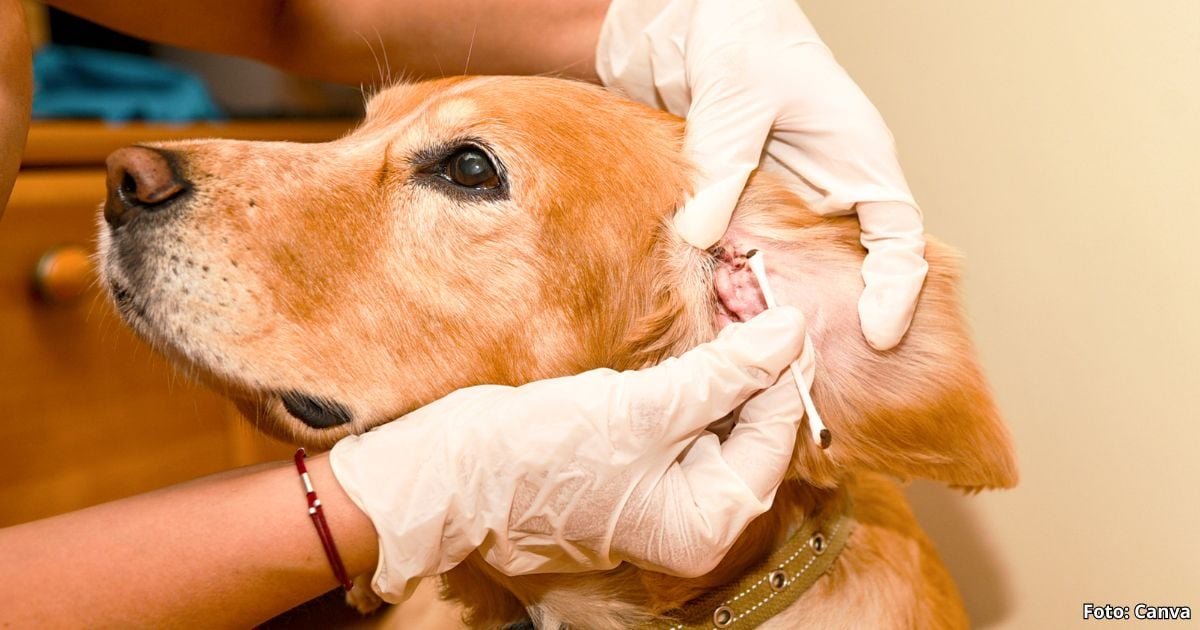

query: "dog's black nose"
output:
104 146 189 228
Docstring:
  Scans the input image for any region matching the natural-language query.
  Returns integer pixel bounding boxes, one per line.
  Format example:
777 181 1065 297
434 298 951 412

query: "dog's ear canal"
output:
723 180 1018 491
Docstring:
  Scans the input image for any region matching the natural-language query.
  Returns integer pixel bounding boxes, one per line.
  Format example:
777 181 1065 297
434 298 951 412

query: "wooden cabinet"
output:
0 120 352 526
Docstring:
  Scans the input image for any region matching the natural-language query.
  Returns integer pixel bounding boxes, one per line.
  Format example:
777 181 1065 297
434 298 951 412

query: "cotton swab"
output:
746 249 831 449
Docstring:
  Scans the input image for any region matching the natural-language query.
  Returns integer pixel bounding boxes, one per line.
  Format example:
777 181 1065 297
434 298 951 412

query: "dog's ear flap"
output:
792 270 1020 491
727 179 1018 491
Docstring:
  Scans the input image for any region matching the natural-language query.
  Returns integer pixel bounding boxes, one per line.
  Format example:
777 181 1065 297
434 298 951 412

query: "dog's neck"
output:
474 482 838 630
448 481 837 630
638 481 837 613
639 483 853 630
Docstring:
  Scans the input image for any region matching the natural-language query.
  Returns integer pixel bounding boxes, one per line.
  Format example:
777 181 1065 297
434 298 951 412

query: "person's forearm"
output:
45 0 611 84
0 453 378 627
0 0 32 221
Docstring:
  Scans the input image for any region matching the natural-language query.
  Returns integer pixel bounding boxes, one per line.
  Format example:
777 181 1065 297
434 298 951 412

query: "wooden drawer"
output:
0 121 352 526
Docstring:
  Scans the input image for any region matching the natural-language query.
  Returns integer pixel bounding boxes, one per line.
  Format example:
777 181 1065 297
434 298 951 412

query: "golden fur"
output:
98 76 1017 629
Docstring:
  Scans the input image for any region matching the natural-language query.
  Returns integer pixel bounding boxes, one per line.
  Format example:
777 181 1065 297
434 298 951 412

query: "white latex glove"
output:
330 307 810 601
596 0 929 350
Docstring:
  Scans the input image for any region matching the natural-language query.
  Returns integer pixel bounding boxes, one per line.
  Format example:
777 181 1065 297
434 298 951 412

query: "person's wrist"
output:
303 453 380 579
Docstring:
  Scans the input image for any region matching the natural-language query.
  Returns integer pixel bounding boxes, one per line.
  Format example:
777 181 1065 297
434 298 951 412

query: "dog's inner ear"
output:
713 176 1017 491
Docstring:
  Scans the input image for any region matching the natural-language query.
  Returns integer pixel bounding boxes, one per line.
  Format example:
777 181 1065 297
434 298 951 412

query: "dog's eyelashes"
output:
444 148 500 189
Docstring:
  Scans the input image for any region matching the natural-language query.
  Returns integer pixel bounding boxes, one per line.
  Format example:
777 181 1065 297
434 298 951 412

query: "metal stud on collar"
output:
768 569 788 592
713 605 734 628
810 532 827 555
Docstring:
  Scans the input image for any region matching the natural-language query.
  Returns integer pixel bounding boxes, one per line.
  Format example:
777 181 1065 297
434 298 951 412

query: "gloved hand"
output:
596 0 928 351
330 307 810 601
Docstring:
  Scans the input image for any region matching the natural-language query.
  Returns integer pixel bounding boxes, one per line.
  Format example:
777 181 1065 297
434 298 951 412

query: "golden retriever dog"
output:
97 76 1017 629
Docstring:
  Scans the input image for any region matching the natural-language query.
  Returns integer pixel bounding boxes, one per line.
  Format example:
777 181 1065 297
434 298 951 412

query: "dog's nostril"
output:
104 146 190 229
120 171 139 198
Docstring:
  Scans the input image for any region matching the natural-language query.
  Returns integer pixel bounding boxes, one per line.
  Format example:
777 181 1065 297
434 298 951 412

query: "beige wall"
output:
801 1 1200 627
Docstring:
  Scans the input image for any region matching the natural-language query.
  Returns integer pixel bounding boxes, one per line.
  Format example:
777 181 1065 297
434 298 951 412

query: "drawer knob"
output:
34 245 94 304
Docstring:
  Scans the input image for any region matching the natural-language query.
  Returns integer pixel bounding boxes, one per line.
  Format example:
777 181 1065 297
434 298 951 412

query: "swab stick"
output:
746 249 831 449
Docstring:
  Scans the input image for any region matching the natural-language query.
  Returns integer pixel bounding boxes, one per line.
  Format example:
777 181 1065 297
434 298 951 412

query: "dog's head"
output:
98 76 1014 489
99 77 697 446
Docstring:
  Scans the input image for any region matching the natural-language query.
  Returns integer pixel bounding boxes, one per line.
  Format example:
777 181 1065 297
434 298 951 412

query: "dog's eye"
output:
413 142 506 198
444 148 500 189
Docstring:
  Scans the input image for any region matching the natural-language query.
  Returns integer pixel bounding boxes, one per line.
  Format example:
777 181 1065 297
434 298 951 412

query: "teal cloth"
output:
33 45 224 123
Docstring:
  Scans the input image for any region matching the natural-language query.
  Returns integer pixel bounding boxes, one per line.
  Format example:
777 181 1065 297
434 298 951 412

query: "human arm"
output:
597 0 929 350
44 0 612 84
0 454 377 627
0 0 32 221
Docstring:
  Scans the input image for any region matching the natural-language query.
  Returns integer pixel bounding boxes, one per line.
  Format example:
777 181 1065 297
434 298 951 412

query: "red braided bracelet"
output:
293 448 354 591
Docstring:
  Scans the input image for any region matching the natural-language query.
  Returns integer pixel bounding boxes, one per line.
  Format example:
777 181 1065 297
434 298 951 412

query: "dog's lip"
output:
107 278 148 321
279 391 354 429
109 280 134 307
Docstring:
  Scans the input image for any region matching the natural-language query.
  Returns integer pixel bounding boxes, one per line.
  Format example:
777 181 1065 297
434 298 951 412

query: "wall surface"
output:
800 1 1200 627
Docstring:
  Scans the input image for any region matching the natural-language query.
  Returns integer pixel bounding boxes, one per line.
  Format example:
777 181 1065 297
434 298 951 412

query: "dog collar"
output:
644 498 855 630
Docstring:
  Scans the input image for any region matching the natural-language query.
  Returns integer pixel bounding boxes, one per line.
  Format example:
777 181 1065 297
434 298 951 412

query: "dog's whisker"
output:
355 30 386 88
528 52 595 80
372 26 393 86
463 22 478 75
432 52 445 79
